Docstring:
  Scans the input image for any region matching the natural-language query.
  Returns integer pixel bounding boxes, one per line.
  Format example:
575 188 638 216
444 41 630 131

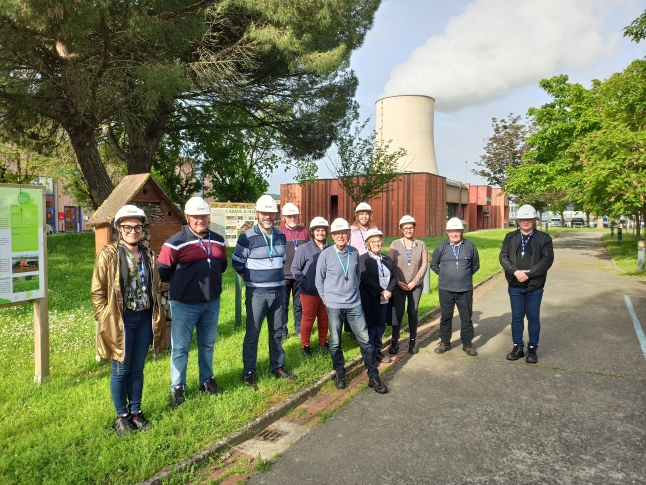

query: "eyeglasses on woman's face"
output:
120 224 144 234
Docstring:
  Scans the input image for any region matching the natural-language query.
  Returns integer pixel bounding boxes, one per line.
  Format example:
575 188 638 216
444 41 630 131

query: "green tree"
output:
327 119 407 205
472 114 535 188
0 0 380 207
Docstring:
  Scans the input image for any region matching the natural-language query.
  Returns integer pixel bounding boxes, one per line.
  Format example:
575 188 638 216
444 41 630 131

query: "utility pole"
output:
465 161 468 184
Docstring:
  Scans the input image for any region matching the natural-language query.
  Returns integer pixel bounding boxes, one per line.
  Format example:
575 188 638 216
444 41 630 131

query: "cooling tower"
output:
375 95 438 175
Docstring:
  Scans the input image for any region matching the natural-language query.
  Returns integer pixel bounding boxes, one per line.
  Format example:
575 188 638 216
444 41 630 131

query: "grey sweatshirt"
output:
430 238 480 292
315 244 361 308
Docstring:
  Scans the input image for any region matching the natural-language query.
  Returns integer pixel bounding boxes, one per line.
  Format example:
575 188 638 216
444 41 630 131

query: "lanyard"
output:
520 231 533 258
372 253 385 277
403 238 414 266
261 229 274 262
138 251 146 290
334 246 350 280
197 232 212 268
450 241 461 268
358 227 367 249
285 226 300 248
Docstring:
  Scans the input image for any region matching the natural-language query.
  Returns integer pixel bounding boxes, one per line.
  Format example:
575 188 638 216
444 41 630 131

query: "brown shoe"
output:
273 367 297 380
462 344 478 356
434 341 451 354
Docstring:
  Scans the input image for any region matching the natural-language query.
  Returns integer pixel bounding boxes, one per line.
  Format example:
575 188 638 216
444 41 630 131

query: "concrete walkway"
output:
248 232 646 485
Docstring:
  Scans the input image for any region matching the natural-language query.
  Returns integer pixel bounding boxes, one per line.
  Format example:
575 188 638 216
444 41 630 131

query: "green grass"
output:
602 233 646 277
0 230 509 484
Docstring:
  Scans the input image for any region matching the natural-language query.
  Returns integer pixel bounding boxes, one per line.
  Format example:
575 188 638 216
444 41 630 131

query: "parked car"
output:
571 217 586 228
508 220 516 227
549 217 563 227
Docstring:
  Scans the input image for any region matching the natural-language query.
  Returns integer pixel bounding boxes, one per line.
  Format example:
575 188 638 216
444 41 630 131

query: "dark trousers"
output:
438 289 474 346
282 279 302 336
391 284 422 341
367 304 389 355
110 309 152 416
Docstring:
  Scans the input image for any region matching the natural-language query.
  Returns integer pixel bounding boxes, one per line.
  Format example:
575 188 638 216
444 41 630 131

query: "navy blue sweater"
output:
232 225 286 293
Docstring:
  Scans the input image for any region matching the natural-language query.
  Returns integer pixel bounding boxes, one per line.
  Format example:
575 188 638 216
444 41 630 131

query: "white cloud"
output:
382 0 622 112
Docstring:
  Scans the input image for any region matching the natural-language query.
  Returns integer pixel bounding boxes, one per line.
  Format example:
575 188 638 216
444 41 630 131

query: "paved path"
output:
248 232 646 485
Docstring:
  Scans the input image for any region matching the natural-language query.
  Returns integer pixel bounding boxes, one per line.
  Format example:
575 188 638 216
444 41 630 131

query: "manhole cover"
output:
255 428 285 442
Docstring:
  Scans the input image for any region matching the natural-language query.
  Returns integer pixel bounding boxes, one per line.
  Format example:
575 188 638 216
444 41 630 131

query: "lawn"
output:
602 233 646 277
0 230 510 484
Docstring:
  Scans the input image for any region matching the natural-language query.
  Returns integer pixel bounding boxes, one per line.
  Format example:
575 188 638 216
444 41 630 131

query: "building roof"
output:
87 173 182 227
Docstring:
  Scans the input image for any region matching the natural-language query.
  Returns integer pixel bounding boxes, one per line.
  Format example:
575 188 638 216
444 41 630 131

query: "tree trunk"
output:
68 130 114 209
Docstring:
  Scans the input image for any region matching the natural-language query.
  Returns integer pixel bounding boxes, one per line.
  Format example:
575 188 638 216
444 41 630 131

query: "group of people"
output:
91 194 553 437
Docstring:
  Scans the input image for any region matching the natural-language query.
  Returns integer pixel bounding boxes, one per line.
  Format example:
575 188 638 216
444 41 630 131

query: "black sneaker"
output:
526 347 538 364
408 342 419 354
170 385 185 409
506 345 525 361
334 374 346 389
130 411 152 431
113 414 134 437
368 377 389 394
388 339 399 354
199 376 222 395
301 345 312 357
243 372 256 387
273 367 297 380
434 341 451 354
376 352 391 364
321 341 329 350
463 344 478 356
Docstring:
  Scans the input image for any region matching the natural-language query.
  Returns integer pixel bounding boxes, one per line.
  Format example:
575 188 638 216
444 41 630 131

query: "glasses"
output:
331 232 349 238
120 225 144 234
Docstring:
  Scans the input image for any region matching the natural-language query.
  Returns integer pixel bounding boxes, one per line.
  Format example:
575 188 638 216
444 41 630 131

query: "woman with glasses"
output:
359 229 397 364
91 205 166 437
387 215 428 354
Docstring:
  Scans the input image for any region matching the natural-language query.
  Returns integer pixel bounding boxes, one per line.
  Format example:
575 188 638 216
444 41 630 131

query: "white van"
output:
550 217 563 227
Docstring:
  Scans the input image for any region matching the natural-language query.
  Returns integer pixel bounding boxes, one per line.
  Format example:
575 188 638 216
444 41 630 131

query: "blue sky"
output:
267 0 645 192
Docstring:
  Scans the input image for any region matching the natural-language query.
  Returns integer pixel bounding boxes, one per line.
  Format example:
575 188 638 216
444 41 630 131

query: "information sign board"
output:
0 185 46 304
210 202 257 247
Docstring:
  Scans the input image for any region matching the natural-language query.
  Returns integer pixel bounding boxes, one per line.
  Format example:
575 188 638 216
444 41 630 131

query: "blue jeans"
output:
170 299 220 390
508 286 544 348
327 305 379 380
243 290 285 375
368 304 389 355
110 309 152 415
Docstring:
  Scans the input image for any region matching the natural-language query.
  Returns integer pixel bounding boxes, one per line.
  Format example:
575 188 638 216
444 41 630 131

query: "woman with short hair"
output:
359 229 397 364
388 215 428 354
91 205 166 437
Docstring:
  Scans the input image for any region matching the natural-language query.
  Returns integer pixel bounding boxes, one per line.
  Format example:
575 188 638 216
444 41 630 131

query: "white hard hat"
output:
184 197 211 216
516 204 537 219
281 202 300 216
399 215 416 227
355 202 372 213
330 218 350 232
256 194 278 213
309 216 329 229
365 228 383 241
114 205 146 227
446 217 464 230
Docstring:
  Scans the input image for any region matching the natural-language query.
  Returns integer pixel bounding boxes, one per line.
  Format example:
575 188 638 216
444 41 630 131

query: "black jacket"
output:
499 229 554 290
359 253 397 328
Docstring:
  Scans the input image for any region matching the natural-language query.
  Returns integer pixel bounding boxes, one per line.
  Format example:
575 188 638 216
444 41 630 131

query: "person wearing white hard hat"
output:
500 204 554 364
359 228 397 364
91 205 166 436
158 196 228 409
315 218 388 394
349 202 375 256
291 216 330 356
387 215 429 354
232 195 296 386
278 202 310 342
430 217 480 356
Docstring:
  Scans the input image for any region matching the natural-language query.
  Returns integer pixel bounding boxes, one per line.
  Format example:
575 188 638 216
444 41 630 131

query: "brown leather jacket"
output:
91 243 166 363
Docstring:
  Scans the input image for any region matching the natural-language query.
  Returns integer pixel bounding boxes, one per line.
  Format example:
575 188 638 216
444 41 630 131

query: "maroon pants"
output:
300 294 329 347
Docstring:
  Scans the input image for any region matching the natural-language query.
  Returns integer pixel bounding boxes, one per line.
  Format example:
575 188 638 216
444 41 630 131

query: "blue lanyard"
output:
450 241 461 268
197 232 212 268
334 246 350 280
358 228 367 248
285 227 300 248
261 229 274 262
138 251 146 290
403 238 414 266
373 253 385 277
520 232 533 257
